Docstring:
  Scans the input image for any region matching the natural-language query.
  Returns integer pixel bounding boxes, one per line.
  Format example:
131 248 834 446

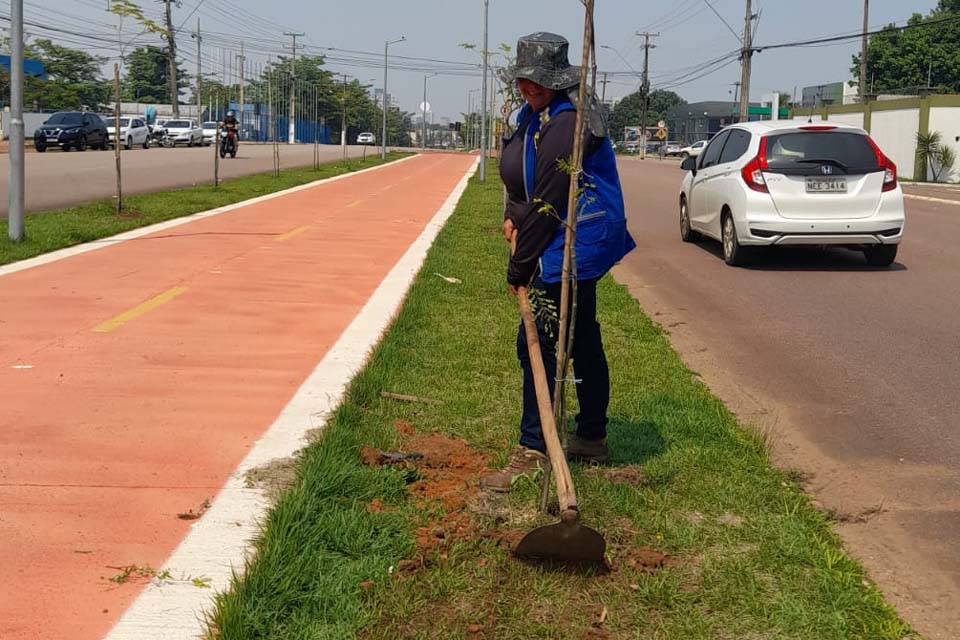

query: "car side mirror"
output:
681 156 698 174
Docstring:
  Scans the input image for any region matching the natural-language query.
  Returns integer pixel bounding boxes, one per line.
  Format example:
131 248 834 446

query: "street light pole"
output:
382 36 405 160
8 0 23 241
480 0 489 180
422 72 438 150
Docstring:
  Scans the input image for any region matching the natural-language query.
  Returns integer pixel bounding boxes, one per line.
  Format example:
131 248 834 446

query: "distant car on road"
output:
33 111 108 153
357 132 376 145
679 140 707 159
678 121 904 267
162 119 204 147
664 140 682 156
105 116 151 150
201 121 218 146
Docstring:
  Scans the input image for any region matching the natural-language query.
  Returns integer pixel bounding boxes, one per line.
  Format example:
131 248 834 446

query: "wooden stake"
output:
541 0 596 513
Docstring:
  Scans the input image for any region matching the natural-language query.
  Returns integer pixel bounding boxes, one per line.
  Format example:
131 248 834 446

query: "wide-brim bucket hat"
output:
507 32 581 90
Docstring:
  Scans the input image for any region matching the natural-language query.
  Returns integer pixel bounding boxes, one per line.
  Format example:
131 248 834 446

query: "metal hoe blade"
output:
514 511 606 565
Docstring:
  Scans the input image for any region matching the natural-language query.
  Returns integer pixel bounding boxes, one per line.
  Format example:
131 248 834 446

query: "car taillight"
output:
866 136 897 192
800 125 837 131
741 136 769 193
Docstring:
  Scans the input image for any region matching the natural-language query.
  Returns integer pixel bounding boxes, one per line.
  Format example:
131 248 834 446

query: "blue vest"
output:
513 95 635 283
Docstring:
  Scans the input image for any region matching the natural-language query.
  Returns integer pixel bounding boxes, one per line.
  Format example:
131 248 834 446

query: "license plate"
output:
46 137 59 142
806 177 847 193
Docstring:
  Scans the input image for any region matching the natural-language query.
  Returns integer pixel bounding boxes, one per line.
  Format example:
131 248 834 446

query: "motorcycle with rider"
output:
220 110 239 158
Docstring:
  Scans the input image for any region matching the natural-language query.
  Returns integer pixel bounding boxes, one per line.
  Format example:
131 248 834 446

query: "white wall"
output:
0 112 50 138
928 106 960 183
871 108 920 180
829 112 865 129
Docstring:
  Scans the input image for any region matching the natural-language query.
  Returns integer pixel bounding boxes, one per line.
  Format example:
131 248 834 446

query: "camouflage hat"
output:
508 32 581 91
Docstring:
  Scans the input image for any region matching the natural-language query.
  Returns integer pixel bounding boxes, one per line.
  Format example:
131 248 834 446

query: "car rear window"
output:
166 120 190 128
765 132 879 171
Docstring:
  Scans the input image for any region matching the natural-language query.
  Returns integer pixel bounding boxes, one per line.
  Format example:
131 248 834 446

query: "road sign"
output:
656 128 668 140
657 120 666 129
644 129 652 141
418 101 431 114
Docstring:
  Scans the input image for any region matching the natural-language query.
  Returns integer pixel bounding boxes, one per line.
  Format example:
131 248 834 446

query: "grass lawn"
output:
0 152 409 267
207 163 914 639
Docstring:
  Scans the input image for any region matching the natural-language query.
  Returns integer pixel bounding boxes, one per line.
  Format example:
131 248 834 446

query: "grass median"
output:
0 151 409 267
208 163 913 639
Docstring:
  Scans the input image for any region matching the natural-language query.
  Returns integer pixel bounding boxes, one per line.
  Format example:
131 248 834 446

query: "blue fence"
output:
205 103 331 144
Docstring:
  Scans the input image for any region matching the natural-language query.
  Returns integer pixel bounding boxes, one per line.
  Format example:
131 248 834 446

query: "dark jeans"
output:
517 277 609 453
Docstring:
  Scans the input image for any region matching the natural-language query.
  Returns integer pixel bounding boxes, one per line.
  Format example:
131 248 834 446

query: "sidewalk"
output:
0 152 476 640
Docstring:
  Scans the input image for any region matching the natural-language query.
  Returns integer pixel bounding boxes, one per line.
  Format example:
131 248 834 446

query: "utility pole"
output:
422 73 438 150
480 0 489 180
860 0 869 103
193 18 201 117
284 32 304 144
237 43 245 135
341 73 348 158
738 0 754 122
732 81 740 105
636 31 658 160
163 0 179 118
8 0 23 241
381 36 405 160
600 72 609 104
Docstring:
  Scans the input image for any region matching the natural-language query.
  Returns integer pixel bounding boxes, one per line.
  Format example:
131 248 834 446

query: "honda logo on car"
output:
821 165 834 175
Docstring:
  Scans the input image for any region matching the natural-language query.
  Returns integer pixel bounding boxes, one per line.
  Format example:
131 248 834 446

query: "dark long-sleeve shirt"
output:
500 109 577 286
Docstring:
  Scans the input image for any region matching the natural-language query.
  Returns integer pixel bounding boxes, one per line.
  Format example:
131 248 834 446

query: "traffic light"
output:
455 121 462 132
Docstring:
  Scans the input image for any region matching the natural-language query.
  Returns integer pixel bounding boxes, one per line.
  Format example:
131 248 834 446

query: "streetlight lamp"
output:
382 36 405 160
422 72 439 150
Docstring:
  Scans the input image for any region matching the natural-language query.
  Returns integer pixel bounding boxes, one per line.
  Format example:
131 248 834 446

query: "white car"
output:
679 121 904 267
679 140 707 159
162 119 204 147
664 141 682 156
201 121 218 146
357 132 376 145
105 116 150 150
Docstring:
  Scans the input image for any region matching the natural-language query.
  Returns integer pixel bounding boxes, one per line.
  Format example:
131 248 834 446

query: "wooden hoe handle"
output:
517 286 578 516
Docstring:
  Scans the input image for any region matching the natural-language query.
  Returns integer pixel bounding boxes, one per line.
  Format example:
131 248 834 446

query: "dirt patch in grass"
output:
244 455 300 501
406 433 488 511
595 464 647 487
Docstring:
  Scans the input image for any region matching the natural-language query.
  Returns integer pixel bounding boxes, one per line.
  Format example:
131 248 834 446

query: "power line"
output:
702 0 742 43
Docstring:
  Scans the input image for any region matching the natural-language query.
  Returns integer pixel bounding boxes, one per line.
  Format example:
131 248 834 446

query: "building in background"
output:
801 82 860 108
371 88 399 110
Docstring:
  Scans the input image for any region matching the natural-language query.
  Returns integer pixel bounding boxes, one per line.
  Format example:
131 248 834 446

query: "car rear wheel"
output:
680 197 699 243
722 212 750 267
143 137 150 149
863 244 898 267
124 137 133 151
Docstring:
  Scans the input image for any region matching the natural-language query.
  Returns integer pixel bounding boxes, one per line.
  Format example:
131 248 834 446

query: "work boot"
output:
480 446 549 493
567 435 609 464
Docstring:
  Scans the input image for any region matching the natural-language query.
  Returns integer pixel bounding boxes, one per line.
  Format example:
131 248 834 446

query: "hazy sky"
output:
28 0 936 119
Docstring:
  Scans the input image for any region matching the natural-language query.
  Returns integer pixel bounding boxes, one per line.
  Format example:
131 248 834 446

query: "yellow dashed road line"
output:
93 287 188 333
275 225 312 242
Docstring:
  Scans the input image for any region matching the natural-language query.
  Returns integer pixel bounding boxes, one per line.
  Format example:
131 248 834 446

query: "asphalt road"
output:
0 143 379 216
615 157 960 639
